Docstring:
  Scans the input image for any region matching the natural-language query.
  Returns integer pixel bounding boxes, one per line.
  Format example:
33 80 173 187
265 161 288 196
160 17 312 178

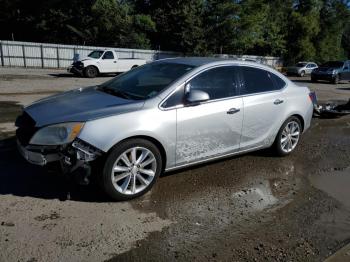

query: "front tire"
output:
84 66 98 78
101 139 162 201
273 116 302 156
299 70 305 77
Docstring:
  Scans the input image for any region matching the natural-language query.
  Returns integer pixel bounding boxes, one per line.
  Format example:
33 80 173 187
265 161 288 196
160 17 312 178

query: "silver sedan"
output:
16 58 314 200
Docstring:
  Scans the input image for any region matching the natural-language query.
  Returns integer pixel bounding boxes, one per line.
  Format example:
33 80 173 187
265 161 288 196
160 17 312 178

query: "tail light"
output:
309 91 317 105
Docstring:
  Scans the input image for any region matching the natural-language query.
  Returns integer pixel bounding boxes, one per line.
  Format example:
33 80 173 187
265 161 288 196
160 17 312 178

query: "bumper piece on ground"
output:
313 98 350 118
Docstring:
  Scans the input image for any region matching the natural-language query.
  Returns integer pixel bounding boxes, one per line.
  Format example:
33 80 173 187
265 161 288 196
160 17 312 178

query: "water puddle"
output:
309 167 350 208
232 180 278 211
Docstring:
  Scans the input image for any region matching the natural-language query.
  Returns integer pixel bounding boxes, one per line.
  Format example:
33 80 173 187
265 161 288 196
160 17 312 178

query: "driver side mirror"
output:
185 83 210 105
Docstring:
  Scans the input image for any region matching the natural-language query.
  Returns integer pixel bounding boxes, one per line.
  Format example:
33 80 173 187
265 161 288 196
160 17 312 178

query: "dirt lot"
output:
0 67 349 262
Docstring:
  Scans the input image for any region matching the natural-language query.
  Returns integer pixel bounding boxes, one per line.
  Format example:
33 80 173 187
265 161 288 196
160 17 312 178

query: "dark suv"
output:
311 60 350 84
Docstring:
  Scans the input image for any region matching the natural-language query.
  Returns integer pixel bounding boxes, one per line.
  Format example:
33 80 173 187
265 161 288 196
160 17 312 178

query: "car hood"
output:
80 57 99 62
24 87 145 127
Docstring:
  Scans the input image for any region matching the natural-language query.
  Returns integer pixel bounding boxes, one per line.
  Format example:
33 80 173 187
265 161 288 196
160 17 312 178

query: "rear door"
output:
239 66 287 151
175 66 244 165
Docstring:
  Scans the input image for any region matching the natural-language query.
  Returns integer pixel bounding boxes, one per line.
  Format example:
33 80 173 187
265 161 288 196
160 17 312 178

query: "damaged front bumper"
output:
17 140 61 166
17 138 103 178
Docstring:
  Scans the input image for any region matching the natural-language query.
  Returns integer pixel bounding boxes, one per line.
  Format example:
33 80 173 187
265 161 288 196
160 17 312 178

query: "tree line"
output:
0 0 349 64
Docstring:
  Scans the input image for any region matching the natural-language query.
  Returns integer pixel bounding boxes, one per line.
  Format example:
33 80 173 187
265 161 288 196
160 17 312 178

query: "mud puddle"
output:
309 167 350 208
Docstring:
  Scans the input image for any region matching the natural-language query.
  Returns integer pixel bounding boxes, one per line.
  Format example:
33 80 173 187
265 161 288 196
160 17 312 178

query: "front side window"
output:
103 51 114 60
99 63 195 100
188 66 239 100
240 67 282 94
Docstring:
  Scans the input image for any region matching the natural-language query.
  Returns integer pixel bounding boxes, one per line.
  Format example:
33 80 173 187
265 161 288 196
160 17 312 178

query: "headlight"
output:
30 122 84 145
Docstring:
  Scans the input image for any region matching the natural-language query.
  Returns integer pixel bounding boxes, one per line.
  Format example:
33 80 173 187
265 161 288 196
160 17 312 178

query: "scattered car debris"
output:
312 93 350 118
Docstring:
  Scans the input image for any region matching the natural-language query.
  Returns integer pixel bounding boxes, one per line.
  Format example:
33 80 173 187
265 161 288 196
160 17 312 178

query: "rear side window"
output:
240 67 284 95
270 73 286 90
103 51 114 59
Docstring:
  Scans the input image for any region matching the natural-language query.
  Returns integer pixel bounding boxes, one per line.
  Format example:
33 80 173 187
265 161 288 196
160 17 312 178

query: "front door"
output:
100 51 117 73
175 66 243 166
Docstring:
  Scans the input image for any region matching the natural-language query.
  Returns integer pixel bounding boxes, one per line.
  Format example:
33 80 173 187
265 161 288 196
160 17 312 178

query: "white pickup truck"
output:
67 49 147 78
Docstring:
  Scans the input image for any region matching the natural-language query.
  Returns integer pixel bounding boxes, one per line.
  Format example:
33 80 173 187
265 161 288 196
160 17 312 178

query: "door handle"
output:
227 108 240 114
113 61 117 63
274 99 284 105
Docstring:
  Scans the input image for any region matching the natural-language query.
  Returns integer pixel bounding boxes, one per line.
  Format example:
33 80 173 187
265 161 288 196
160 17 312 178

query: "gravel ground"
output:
0 67 349 262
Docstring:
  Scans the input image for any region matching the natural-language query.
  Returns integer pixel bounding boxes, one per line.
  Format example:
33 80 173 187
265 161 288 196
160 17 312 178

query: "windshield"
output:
99 62 195 100
321 61 344 68
296 62 307 67
88 50 104 59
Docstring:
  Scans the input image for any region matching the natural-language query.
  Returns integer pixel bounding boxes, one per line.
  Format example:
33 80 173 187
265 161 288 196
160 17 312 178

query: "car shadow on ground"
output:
0 136 282 202
0 136 109 202
336 87 350 91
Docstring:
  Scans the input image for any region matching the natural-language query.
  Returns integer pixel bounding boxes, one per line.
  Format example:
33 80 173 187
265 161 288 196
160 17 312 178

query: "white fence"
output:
0 40 179 69
0 40 283 69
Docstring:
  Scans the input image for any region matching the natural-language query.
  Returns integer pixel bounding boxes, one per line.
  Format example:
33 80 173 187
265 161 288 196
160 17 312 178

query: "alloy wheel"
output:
111 147 157 195
280 120 300 153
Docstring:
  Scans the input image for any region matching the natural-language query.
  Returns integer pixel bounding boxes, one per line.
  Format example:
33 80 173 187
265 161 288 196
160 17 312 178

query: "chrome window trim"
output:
159 63 287 111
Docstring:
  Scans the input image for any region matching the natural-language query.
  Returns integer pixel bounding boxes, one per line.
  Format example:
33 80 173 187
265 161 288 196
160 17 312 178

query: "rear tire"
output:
101 139 162 201
84 66 98 78
273 116 302 157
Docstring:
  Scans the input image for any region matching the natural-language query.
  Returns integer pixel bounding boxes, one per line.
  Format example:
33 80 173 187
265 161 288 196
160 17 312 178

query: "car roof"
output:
154 57 268 68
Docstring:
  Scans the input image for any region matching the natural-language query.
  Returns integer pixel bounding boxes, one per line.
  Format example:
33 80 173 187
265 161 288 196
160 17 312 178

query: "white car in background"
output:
287 62 318 77
68 49 147 78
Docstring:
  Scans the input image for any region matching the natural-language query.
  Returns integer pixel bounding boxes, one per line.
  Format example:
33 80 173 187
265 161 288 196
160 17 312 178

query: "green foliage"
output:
0 0 349 63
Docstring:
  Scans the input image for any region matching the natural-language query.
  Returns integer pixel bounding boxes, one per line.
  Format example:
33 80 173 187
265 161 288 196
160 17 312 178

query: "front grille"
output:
15 112 38 146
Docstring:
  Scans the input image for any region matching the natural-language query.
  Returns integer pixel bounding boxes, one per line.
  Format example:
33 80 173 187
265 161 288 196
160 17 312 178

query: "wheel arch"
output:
290 114 305 132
